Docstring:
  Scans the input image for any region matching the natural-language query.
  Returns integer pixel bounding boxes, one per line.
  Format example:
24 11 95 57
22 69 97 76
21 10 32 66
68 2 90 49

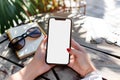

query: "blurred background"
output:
0 0 87 34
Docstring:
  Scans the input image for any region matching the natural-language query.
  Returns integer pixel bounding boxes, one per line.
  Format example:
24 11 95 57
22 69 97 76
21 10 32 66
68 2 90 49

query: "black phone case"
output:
45 17 72 65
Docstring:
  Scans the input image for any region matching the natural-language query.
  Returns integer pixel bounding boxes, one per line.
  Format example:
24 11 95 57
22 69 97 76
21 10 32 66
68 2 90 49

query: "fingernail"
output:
67 48 71 52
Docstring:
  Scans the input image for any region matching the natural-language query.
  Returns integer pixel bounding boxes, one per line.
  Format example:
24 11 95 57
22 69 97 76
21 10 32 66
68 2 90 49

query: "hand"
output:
9 36 54 80
31 36 54 75
67 39 96 77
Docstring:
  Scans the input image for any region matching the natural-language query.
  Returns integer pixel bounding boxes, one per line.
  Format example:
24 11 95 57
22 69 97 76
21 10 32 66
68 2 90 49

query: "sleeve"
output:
81 71 103 80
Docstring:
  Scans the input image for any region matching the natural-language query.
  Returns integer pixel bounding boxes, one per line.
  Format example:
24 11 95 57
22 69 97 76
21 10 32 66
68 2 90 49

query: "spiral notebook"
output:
7 22 46 59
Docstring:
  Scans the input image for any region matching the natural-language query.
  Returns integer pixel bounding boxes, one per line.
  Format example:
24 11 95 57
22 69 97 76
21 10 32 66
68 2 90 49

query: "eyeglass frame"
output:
8 27 42 51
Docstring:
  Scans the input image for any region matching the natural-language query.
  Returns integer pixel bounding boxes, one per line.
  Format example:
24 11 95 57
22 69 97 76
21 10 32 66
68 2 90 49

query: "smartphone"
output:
46 17 72 65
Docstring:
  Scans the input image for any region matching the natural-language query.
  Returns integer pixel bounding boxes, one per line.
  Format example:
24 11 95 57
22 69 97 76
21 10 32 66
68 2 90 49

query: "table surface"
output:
0 15 120 80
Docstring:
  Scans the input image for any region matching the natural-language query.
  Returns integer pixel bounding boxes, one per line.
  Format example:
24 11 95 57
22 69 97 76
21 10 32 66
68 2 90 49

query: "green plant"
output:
29 0 58 13
0 0 26 33
0 0 58 34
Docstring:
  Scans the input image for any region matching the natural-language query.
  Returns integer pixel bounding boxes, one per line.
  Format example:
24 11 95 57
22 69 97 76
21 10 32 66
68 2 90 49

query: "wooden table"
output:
0 15 120 80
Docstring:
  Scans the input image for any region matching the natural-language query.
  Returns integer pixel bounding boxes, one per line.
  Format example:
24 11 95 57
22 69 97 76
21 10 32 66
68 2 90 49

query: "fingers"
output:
37 35 47 51
71 39 86 53
71 39 81 50
67 48 80 57
42 35 47 46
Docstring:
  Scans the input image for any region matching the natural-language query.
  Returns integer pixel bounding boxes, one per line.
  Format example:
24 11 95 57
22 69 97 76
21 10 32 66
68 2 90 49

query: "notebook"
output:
7 22 46 59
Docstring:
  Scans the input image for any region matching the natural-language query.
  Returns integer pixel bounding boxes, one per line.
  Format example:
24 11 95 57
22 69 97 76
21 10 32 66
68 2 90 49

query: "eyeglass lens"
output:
27 27 41 38
9 27 41 51
10 37 25 51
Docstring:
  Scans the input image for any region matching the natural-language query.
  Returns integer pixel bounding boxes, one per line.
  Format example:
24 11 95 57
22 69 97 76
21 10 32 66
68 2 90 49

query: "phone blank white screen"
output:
46 18 71 64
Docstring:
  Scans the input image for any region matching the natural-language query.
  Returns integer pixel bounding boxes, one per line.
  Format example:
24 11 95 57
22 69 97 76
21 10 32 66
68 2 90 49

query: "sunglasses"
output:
8 27 41 51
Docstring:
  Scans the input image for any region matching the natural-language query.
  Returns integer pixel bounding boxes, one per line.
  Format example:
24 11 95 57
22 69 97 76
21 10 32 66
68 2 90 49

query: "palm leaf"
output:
0 0 59 34
0 0 26 34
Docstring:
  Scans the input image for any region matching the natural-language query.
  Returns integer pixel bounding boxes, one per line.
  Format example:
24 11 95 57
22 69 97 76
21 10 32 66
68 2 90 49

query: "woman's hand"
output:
9 36 54 80
67 39 96 77
31 36 54 75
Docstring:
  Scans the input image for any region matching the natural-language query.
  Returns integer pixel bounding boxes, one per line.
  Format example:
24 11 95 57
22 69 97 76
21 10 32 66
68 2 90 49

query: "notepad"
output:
7 22 46 59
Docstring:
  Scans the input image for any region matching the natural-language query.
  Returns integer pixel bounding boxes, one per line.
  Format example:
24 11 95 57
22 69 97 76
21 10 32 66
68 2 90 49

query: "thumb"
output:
67 48 80 57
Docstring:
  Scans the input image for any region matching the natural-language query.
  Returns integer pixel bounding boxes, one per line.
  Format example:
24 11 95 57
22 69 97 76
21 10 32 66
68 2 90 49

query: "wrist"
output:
80 64 96 77
29 59 52 76
28 59 47 77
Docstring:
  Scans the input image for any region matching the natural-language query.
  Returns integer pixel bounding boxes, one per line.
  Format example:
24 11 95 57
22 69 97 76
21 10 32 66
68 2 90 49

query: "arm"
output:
8 36 54 80
8 60 47 80
67 39 102 79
